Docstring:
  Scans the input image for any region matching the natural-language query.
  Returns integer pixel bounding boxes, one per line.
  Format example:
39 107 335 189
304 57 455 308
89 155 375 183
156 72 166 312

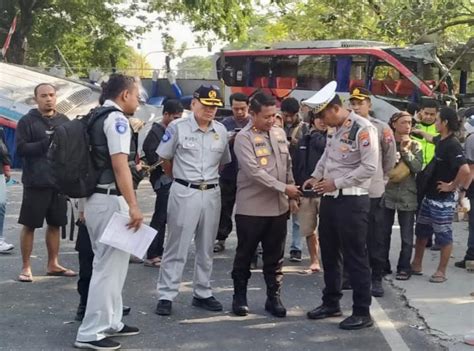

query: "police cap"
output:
193 85 224 107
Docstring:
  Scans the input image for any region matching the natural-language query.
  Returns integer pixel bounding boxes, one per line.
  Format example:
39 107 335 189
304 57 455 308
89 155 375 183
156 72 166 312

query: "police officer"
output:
303 81 378 330
75 74 143 350
213 92 250 253
155 85 231 316
231 93 301 318
349 87 396 297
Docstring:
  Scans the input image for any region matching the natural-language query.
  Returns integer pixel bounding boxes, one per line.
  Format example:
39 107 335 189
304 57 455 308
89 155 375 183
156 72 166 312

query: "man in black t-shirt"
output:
411 108 471 283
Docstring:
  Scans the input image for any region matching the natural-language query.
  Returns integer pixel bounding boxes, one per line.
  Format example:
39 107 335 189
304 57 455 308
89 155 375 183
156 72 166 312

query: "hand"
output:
314 179 337 195
127 205 143 232
400 137 411 152
135 162 143 172
285 184 302 200
289 199 299 214
78 211 85 223
302 177 318 191
411 128 423 137
437 181 455 193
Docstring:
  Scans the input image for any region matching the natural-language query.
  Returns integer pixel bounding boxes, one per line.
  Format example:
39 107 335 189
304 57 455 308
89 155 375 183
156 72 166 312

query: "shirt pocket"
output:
182 140 200 155
210 141 225 153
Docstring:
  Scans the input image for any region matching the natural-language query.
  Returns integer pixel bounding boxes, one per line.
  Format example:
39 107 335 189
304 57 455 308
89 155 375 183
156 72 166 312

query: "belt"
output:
324 187 368 198
94 187 121 196
175 178 219 190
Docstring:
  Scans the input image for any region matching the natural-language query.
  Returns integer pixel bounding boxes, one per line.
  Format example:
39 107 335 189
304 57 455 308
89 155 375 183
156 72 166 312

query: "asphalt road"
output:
0 177 450 350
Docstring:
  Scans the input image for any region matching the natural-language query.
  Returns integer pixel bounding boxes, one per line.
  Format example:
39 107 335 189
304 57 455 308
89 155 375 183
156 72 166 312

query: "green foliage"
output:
176 55 214 78
227 0 474 51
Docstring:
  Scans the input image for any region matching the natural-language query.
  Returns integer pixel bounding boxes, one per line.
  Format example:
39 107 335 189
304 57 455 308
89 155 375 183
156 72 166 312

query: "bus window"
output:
297 55 333 90
371 62 416 98
272 55 298 89
349 56 368 91
221 56 248 87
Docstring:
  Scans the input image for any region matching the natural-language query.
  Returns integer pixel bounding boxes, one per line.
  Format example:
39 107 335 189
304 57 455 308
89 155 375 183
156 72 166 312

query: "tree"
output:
176 55 215 79
226 0 474 51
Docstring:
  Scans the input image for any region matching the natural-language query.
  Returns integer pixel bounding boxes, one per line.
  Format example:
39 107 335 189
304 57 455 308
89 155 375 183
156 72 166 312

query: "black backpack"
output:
48 106 119 198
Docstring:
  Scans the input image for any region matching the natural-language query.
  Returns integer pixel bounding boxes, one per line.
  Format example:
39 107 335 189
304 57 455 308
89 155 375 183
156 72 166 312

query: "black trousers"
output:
319 195 372 316
216 179 237 241
382 208 415 273
75 223 94 307
367 198 386 281
147 183 171 259
231 214 287 293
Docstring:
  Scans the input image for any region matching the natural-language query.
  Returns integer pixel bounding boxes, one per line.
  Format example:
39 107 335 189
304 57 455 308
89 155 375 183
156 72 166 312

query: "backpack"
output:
48 106 119 198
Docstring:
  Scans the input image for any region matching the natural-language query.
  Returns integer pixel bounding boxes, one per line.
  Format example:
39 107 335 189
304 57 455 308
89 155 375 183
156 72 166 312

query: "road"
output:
0 175 468 350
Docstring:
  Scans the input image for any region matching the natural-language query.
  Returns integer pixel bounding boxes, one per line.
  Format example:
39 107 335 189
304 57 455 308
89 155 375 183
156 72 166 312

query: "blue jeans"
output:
0 175 6 240
289 214 302 251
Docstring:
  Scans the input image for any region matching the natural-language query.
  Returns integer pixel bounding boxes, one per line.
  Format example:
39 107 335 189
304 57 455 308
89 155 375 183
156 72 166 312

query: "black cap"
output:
350 87 371 101
193 85 223 107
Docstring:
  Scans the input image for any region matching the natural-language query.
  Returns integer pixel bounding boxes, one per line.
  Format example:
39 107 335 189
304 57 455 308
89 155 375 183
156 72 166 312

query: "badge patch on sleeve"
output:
162 130 172 143
383 128 393 144
358 130 370 147
115 118 129 135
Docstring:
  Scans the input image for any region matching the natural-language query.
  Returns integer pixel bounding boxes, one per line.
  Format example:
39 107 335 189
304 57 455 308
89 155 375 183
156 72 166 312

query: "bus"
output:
217 40 456 120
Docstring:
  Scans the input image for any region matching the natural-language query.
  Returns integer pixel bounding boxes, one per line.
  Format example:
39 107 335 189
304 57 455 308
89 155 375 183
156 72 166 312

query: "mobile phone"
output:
287 136 292 142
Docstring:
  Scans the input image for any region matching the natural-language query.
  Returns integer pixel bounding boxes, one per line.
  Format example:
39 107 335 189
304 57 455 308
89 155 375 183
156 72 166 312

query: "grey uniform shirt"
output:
157 115 231 183
234 124 294 217
311 111 379 190
368 117 397 198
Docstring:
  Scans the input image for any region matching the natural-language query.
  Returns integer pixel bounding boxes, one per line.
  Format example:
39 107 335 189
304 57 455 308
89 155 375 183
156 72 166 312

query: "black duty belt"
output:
175 178 219 190
94 187 121 196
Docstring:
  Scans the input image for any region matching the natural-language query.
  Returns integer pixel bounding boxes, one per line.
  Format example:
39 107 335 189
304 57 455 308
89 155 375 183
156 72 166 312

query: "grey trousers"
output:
76 194 130 342
157 182 221 301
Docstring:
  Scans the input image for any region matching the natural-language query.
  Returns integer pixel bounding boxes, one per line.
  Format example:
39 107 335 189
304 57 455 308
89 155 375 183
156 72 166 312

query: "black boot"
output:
232 280 249 316
232 294 249 316
265 285 286 318
265 296 286 318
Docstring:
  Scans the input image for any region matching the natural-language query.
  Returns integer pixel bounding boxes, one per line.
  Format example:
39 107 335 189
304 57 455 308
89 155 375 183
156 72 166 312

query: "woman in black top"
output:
411 108 471 283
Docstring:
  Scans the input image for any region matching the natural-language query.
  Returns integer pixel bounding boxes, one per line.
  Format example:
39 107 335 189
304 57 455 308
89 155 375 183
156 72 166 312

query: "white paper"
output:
99 212 157 258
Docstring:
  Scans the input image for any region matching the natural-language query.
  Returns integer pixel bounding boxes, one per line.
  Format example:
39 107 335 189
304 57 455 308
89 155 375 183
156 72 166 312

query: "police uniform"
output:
156 87 231 305
76 100 135 343
350 88 397 291
304 82 379 326
231 123 294 317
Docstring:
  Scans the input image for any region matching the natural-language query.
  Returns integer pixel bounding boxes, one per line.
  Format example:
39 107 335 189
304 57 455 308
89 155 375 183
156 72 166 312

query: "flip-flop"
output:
429 275 447 283
18 273 33 282
144 258 161 268
410 266 423 275
46 269 77 277
396 272 411 280
299 267 321 275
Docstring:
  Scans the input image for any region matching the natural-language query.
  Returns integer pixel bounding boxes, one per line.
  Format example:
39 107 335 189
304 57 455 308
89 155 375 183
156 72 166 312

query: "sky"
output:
117 2 223 69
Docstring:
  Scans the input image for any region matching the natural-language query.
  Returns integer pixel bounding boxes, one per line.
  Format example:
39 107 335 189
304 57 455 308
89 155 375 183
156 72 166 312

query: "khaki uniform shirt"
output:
311 111 379 190
369 117 397 198
157 115 231 183
234 124 294 216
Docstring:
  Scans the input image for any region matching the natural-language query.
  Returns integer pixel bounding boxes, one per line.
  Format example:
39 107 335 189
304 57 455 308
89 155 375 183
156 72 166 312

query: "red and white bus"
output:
217 40 455 120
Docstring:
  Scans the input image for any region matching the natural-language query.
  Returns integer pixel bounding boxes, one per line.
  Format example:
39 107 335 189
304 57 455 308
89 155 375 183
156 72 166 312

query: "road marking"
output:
372 297 410 351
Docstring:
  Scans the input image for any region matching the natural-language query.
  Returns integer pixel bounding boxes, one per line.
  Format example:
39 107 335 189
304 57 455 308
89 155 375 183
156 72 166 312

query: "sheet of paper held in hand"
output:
99 212 157 258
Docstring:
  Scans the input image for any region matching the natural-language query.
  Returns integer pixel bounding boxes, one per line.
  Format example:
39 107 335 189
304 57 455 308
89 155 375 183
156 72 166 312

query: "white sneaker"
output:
0 240 14 253
465 333 474 346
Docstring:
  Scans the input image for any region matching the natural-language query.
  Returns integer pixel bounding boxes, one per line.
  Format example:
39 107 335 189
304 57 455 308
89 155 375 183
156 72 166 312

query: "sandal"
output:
18 272 33 282
396 271 411 281
46 269 77 277
144 257 161 268
429 274 447 283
